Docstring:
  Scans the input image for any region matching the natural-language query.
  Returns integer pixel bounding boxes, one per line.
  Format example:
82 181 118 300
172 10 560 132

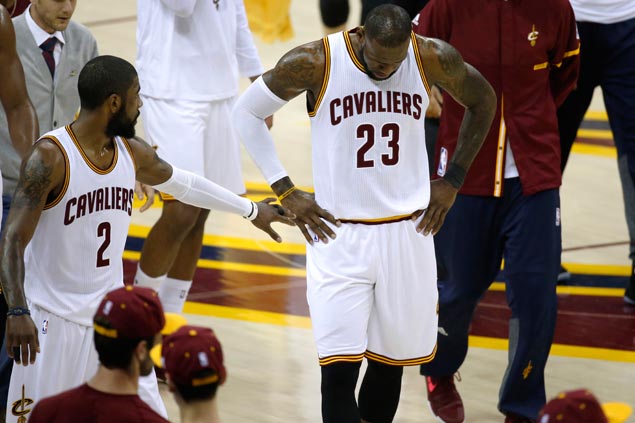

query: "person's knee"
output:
321 361 361 423
160 202 203 232
359 360 402 423
321 361 360 394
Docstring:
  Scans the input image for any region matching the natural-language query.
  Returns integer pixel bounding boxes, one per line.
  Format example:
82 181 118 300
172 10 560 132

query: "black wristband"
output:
442 163 467 190
7 307 30 317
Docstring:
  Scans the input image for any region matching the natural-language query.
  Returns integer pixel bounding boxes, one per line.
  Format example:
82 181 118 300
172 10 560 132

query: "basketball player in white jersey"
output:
0 55 293 423
233 5 496 422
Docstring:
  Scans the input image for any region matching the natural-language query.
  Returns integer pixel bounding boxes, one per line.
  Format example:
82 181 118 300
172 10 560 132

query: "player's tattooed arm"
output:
0 140 64 365
411 37 496 237
0 140 65 306
419 36 496 176
263 40 326 106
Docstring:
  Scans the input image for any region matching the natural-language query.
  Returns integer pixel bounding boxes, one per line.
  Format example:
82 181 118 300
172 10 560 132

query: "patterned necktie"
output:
39 37 57 78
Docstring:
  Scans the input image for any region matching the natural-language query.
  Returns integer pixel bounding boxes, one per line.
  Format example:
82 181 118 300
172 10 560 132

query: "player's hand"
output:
251 198 296 242
281 189 341 245
134 181 155 212
6 315 40 366
413 178 458 236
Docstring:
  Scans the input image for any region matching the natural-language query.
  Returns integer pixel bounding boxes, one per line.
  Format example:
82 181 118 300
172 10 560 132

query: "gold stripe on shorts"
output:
365 344 437 366
318 353 365 366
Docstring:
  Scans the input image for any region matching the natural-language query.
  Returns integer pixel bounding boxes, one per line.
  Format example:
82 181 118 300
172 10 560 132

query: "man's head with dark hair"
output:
358 4 412 80
172 371 220 403
78 55 141 138
94 318 156 376
364 4 412 48
93 286 166 376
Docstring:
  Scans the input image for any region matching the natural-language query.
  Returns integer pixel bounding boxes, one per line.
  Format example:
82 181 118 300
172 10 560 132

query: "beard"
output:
106 107 137 139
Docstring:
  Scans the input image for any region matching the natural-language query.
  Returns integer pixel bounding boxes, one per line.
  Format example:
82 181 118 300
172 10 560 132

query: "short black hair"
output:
364 4 412 48
93 316 155 370
174 371 220 402
78 55 137 110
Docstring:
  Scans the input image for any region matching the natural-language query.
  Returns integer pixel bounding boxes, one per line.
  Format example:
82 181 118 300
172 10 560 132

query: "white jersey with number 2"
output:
24 125 136 326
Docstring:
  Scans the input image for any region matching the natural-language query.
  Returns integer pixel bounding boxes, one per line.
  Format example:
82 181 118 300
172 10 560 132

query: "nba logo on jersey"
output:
437 147 448 177
41 320 48 335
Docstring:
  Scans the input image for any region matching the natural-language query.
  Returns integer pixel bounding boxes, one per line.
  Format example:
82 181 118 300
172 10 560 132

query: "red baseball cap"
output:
151 325 226 387
539 389 632 423
93 286 165 339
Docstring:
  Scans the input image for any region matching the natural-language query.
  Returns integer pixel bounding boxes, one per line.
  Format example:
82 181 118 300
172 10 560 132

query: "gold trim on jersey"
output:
339 213 414 225
65 125 119 175
365 345 437 366
38 136 70 210
121 137 137 170
318 353 365 366
411 32 431 96
308 37 331 118
343 31 366 74
493 96 506 197
533 61 549 71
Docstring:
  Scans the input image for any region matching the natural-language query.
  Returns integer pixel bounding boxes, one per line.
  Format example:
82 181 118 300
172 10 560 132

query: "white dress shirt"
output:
24 5 65 65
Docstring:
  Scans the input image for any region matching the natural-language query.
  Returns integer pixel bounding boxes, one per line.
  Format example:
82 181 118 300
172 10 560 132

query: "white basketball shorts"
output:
140 95 246 198
306 217 438 366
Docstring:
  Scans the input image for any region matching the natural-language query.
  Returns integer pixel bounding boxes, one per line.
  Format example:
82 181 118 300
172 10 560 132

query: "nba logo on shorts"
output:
41 319 48 335
437 147 448 177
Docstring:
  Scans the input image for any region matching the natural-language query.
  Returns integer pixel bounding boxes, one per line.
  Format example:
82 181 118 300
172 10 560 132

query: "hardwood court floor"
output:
71 1 635 421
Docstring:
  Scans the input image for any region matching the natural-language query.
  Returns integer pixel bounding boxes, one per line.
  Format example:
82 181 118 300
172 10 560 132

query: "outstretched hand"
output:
413 179 458 236
281 189 340 245
251 198 296 242
6 315 40 366
134 181 155 212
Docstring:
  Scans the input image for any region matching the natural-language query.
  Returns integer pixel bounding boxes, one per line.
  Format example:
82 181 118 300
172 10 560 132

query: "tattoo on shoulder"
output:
12 160 53 209
435 40 466 80
269 42 325 96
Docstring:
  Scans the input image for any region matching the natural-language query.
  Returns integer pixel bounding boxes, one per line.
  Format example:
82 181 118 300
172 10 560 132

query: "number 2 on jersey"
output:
97 222 111 268
356 123 400 168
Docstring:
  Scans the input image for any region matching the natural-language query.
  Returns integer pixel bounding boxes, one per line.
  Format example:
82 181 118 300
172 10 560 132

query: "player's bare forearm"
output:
0 240 27 308
451 65 496 172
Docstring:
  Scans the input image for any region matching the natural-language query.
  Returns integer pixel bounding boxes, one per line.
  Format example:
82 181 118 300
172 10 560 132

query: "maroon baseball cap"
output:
93 286 165 339
151 325 226 387
539 389 631 423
